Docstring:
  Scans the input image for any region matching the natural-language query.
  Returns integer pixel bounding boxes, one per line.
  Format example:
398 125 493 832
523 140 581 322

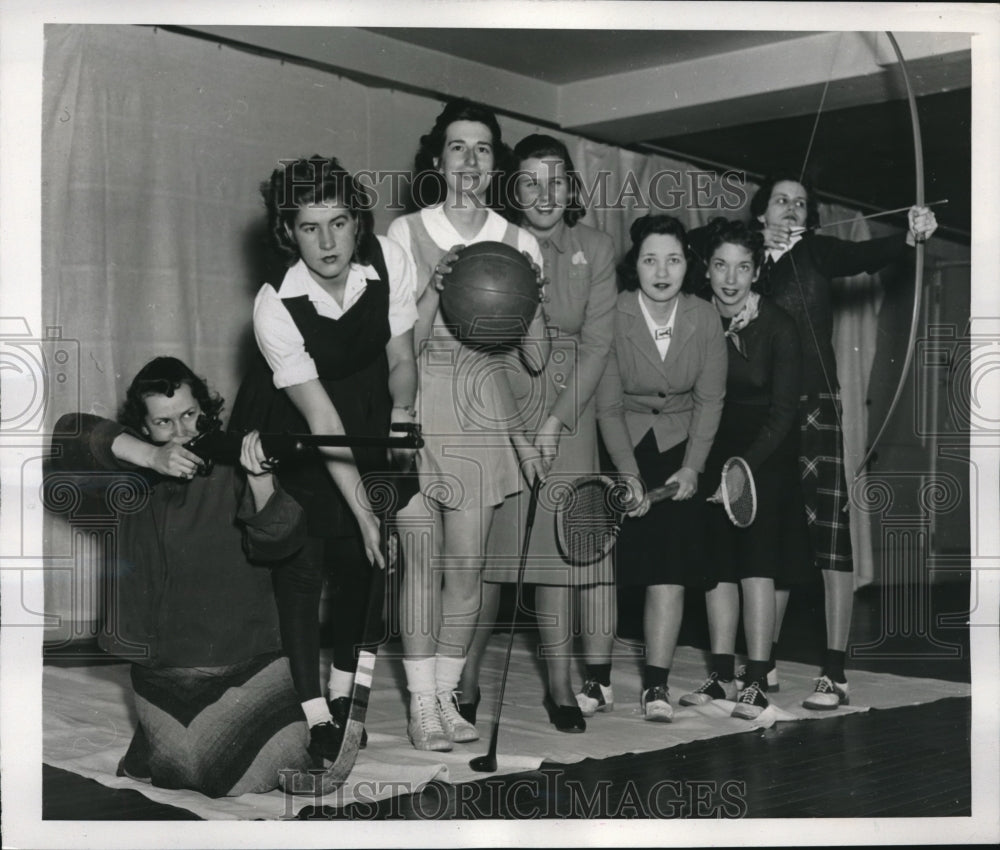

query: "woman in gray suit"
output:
459 135 618 732
596 214 727 722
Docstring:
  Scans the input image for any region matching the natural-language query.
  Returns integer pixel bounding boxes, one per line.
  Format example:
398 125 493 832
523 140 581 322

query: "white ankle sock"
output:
328 666 355 701
302 697 332 728
434 654 466 695
403 656 436 697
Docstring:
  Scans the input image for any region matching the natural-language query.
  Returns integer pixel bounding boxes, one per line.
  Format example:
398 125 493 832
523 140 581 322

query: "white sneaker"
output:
576 679 615 717
735 664 779 692
802 675 849 710
679 672 737 706
437 690 480 742
640 685 673 722
407 693 452 751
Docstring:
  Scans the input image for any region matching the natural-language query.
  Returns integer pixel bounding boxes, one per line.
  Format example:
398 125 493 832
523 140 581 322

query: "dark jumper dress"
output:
230 235 395 701
701 298 813 585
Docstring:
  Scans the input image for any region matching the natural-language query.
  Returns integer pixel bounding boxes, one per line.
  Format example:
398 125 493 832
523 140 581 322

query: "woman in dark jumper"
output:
688 177 938 709
231 156 418 763
678 218 806 719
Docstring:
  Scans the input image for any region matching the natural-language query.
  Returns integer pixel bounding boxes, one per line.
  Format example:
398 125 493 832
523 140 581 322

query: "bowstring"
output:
790 31 851 510
798 31 844 185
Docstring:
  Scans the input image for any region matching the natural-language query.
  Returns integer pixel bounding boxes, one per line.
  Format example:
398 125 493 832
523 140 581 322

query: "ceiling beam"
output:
182 26 970 151
558 31 971 143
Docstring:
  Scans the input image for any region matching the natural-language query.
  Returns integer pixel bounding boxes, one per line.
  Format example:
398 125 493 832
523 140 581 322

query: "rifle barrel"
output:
185 427 423 465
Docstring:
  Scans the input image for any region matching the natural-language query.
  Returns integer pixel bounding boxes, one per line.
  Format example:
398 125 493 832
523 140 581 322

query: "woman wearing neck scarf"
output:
677 218 807 719
687 178 938 710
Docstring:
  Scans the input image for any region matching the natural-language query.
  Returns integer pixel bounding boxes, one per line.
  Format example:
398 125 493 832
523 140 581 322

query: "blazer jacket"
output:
596 290 727 477
512 221 617 432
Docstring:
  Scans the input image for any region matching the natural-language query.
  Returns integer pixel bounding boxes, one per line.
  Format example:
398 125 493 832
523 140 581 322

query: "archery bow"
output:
855 32 926 476
787 31 927 490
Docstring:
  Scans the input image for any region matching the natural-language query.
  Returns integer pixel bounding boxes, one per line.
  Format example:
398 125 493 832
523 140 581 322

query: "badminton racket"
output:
555 475 679 566
708 456 757 528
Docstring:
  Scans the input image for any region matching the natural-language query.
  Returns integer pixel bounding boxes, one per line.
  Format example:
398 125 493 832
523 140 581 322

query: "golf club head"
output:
469 754 497 773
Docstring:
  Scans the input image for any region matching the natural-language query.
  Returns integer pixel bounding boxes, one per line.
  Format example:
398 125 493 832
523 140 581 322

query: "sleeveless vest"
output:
405 212 520 299
230 234 392 537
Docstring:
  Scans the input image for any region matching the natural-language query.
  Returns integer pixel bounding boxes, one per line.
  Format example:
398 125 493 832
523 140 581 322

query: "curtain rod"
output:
152 25 968 244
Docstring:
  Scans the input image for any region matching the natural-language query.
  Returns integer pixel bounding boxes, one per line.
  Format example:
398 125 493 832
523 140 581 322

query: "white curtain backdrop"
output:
43 24 884 634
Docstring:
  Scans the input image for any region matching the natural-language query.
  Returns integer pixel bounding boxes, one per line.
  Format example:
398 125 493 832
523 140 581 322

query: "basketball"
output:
440 241 539 345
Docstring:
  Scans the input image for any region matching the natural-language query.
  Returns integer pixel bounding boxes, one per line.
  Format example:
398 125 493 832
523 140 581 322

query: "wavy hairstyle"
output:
411 98 511 210
749 174 821 231
617 214 690 292
260 156 376 267
504 134 586 227
119 357 223 434
703 216 766 272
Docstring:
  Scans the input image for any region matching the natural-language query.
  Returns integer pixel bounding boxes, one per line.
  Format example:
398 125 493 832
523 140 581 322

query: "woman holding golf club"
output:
458 134 618 734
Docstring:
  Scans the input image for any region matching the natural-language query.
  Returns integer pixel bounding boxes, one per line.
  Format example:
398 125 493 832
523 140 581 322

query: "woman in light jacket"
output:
596 214 727 722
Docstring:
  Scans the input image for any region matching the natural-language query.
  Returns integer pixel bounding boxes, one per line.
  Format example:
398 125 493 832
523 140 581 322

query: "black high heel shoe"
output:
457 687 481 725
543 693 586 733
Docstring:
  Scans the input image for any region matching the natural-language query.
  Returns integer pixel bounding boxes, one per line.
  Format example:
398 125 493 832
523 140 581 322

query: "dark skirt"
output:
614 431 710 588
229 353 394 540
703 402 813 586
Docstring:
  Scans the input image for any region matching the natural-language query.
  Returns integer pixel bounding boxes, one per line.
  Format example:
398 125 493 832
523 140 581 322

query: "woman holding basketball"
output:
596 214 727 721
230 156 418 764
386 99 547 750
676 218 806 719
458 134 618 732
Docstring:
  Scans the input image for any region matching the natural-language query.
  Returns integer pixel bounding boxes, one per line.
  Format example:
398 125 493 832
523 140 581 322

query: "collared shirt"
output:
253 234 418 389
765 232 804 264
638 293 679 360
534 219 568 257
388 204 543 292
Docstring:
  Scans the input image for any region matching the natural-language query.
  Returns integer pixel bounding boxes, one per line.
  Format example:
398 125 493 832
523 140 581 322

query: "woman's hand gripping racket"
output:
555 475 679 566
707 456 757 528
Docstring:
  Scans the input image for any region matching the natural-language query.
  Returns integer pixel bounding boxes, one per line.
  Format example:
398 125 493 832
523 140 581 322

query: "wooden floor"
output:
299 697 970 819
42 577 972 820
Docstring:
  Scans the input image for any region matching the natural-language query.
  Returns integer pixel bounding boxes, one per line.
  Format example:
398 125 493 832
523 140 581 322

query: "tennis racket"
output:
555 475 679 566
708 456 757 528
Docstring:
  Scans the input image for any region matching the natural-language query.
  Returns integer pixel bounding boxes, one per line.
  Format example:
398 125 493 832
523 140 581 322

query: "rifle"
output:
183 416 423 468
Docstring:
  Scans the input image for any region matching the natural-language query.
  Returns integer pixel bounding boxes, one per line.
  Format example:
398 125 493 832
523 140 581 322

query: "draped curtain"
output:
44 25 885 633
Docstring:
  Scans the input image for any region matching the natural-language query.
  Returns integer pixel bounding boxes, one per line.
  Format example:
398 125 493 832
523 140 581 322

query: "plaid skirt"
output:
130 652 311 797
798 392 853 574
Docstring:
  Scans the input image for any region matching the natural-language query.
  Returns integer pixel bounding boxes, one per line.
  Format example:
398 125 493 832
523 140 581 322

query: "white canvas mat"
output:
43 634 970 820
